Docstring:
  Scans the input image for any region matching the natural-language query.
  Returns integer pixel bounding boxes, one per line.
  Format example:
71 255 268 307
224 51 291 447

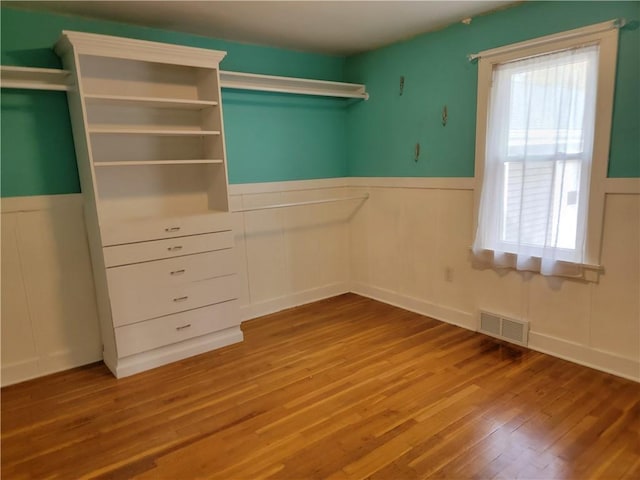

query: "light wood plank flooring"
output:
2 294 639 479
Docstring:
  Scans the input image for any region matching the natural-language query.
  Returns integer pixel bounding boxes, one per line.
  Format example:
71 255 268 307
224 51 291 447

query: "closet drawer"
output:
111 274 238 327
101 212 232 246
115 300 239 358
107 249 236 290
104 231 233 267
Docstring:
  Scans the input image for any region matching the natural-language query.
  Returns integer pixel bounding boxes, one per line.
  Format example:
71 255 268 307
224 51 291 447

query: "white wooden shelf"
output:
88 127 221 136
94 159 224 167
101 208 228 226
220 70 369 100
1 65 369 100
85 94 218 109
0 66 71 91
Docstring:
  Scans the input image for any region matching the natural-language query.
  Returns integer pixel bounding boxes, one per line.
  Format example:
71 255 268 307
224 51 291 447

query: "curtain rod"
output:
468 18 627 63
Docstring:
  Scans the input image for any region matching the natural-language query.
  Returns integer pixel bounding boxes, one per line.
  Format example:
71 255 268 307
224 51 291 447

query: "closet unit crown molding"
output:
55 30 227 68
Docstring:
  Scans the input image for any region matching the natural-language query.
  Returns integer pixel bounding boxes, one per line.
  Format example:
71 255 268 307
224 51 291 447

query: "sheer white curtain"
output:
473 45 599 277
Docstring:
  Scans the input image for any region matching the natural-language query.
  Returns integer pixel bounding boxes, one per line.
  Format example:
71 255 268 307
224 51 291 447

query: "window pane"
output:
503 159 582 249
506 54 592 157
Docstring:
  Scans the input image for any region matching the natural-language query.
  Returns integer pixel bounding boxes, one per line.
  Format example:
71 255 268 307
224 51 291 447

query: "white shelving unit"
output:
55 31 242 378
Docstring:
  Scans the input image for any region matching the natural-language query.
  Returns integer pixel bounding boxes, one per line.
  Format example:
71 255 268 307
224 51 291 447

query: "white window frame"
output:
473 21 619 282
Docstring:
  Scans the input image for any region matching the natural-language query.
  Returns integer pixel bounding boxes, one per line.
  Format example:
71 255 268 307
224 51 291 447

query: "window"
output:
472 22 619 280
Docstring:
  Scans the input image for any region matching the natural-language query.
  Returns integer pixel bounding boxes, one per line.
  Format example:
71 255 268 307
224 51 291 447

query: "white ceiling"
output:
9 1 516 55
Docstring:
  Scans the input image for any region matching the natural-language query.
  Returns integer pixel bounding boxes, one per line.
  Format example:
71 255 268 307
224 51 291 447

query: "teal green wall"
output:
0 7 347 196
345 1 640 178
2 2 638 197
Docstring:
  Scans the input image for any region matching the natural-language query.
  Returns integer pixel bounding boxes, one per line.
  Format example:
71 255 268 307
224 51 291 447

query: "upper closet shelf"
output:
88 127 221 136
1 65 369 100
84 94 218 109
0 66 71 91
219 70 369 100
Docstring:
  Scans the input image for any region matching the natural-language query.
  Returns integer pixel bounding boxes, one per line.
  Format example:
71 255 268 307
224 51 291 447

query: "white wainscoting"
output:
1 179 357 386
349 178 640 382
1 194 102 386
2 177 638 386
229 178 356 321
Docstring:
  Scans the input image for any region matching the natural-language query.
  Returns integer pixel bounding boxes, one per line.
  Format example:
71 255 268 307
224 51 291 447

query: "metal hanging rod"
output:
232 194 369 213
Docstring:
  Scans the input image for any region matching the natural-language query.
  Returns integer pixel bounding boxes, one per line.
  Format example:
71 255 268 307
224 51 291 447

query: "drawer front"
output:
115 300 239 358
104 231 233 267
107 249 237 289
110 274 239 327
101 212 232 246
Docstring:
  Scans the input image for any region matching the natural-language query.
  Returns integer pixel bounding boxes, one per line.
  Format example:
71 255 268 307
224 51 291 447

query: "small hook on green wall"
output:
442 105 448 126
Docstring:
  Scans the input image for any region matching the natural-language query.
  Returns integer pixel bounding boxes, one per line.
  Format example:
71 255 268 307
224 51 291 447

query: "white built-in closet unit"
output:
55 31 241 378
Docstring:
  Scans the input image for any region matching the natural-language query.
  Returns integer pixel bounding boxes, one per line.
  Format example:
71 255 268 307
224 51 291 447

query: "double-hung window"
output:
472 22 619 280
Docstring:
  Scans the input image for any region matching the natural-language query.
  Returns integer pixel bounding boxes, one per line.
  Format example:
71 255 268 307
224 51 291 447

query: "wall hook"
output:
442 105 448 126
399 76 405 96
414 142 420 162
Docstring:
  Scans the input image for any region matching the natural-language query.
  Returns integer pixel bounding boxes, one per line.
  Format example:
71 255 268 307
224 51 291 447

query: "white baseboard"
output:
113 326 244 378
350 282 476 331
528 331 640 382
240 282 350 322
1 348 102 387
41 348 103 376
1 358 40 387
349 283 639 383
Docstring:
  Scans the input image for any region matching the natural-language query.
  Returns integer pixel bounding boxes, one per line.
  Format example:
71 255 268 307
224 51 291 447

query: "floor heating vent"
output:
479 311 529 346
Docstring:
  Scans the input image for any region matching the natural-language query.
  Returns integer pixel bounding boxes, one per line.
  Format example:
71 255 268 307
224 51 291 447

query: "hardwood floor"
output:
2 293 639 479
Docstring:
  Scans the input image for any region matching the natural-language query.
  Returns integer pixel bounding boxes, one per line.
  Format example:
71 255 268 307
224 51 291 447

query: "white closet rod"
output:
233 194 369 213
0 65 369 100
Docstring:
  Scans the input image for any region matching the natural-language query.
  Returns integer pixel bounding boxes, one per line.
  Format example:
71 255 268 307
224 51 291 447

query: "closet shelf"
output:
84 94 218 109
220 70 369 100
88 127 221 136
1 66 369 100
0 66 71 91
94 159 224 167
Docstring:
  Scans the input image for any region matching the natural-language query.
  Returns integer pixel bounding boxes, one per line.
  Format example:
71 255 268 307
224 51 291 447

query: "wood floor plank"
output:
2 293 638 479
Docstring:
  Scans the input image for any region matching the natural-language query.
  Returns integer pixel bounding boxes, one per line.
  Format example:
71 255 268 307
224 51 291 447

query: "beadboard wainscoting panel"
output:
2 178 638 385
229 179 354 321
348 179 640 381
1 195 102 386
590 194 640 358
1 214 40 385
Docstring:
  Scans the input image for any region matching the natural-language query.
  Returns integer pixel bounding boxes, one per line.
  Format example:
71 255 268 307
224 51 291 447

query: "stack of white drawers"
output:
102 212 240 362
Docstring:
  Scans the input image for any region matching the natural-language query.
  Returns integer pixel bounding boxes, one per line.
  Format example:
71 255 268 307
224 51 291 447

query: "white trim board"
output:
603 178 640 195
350 284 639 383
240 282 349 322
350 282 476 332
2 177 636 203
528 331 640 382
1 193 83 213
229 177 348 195
349 177 476 190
